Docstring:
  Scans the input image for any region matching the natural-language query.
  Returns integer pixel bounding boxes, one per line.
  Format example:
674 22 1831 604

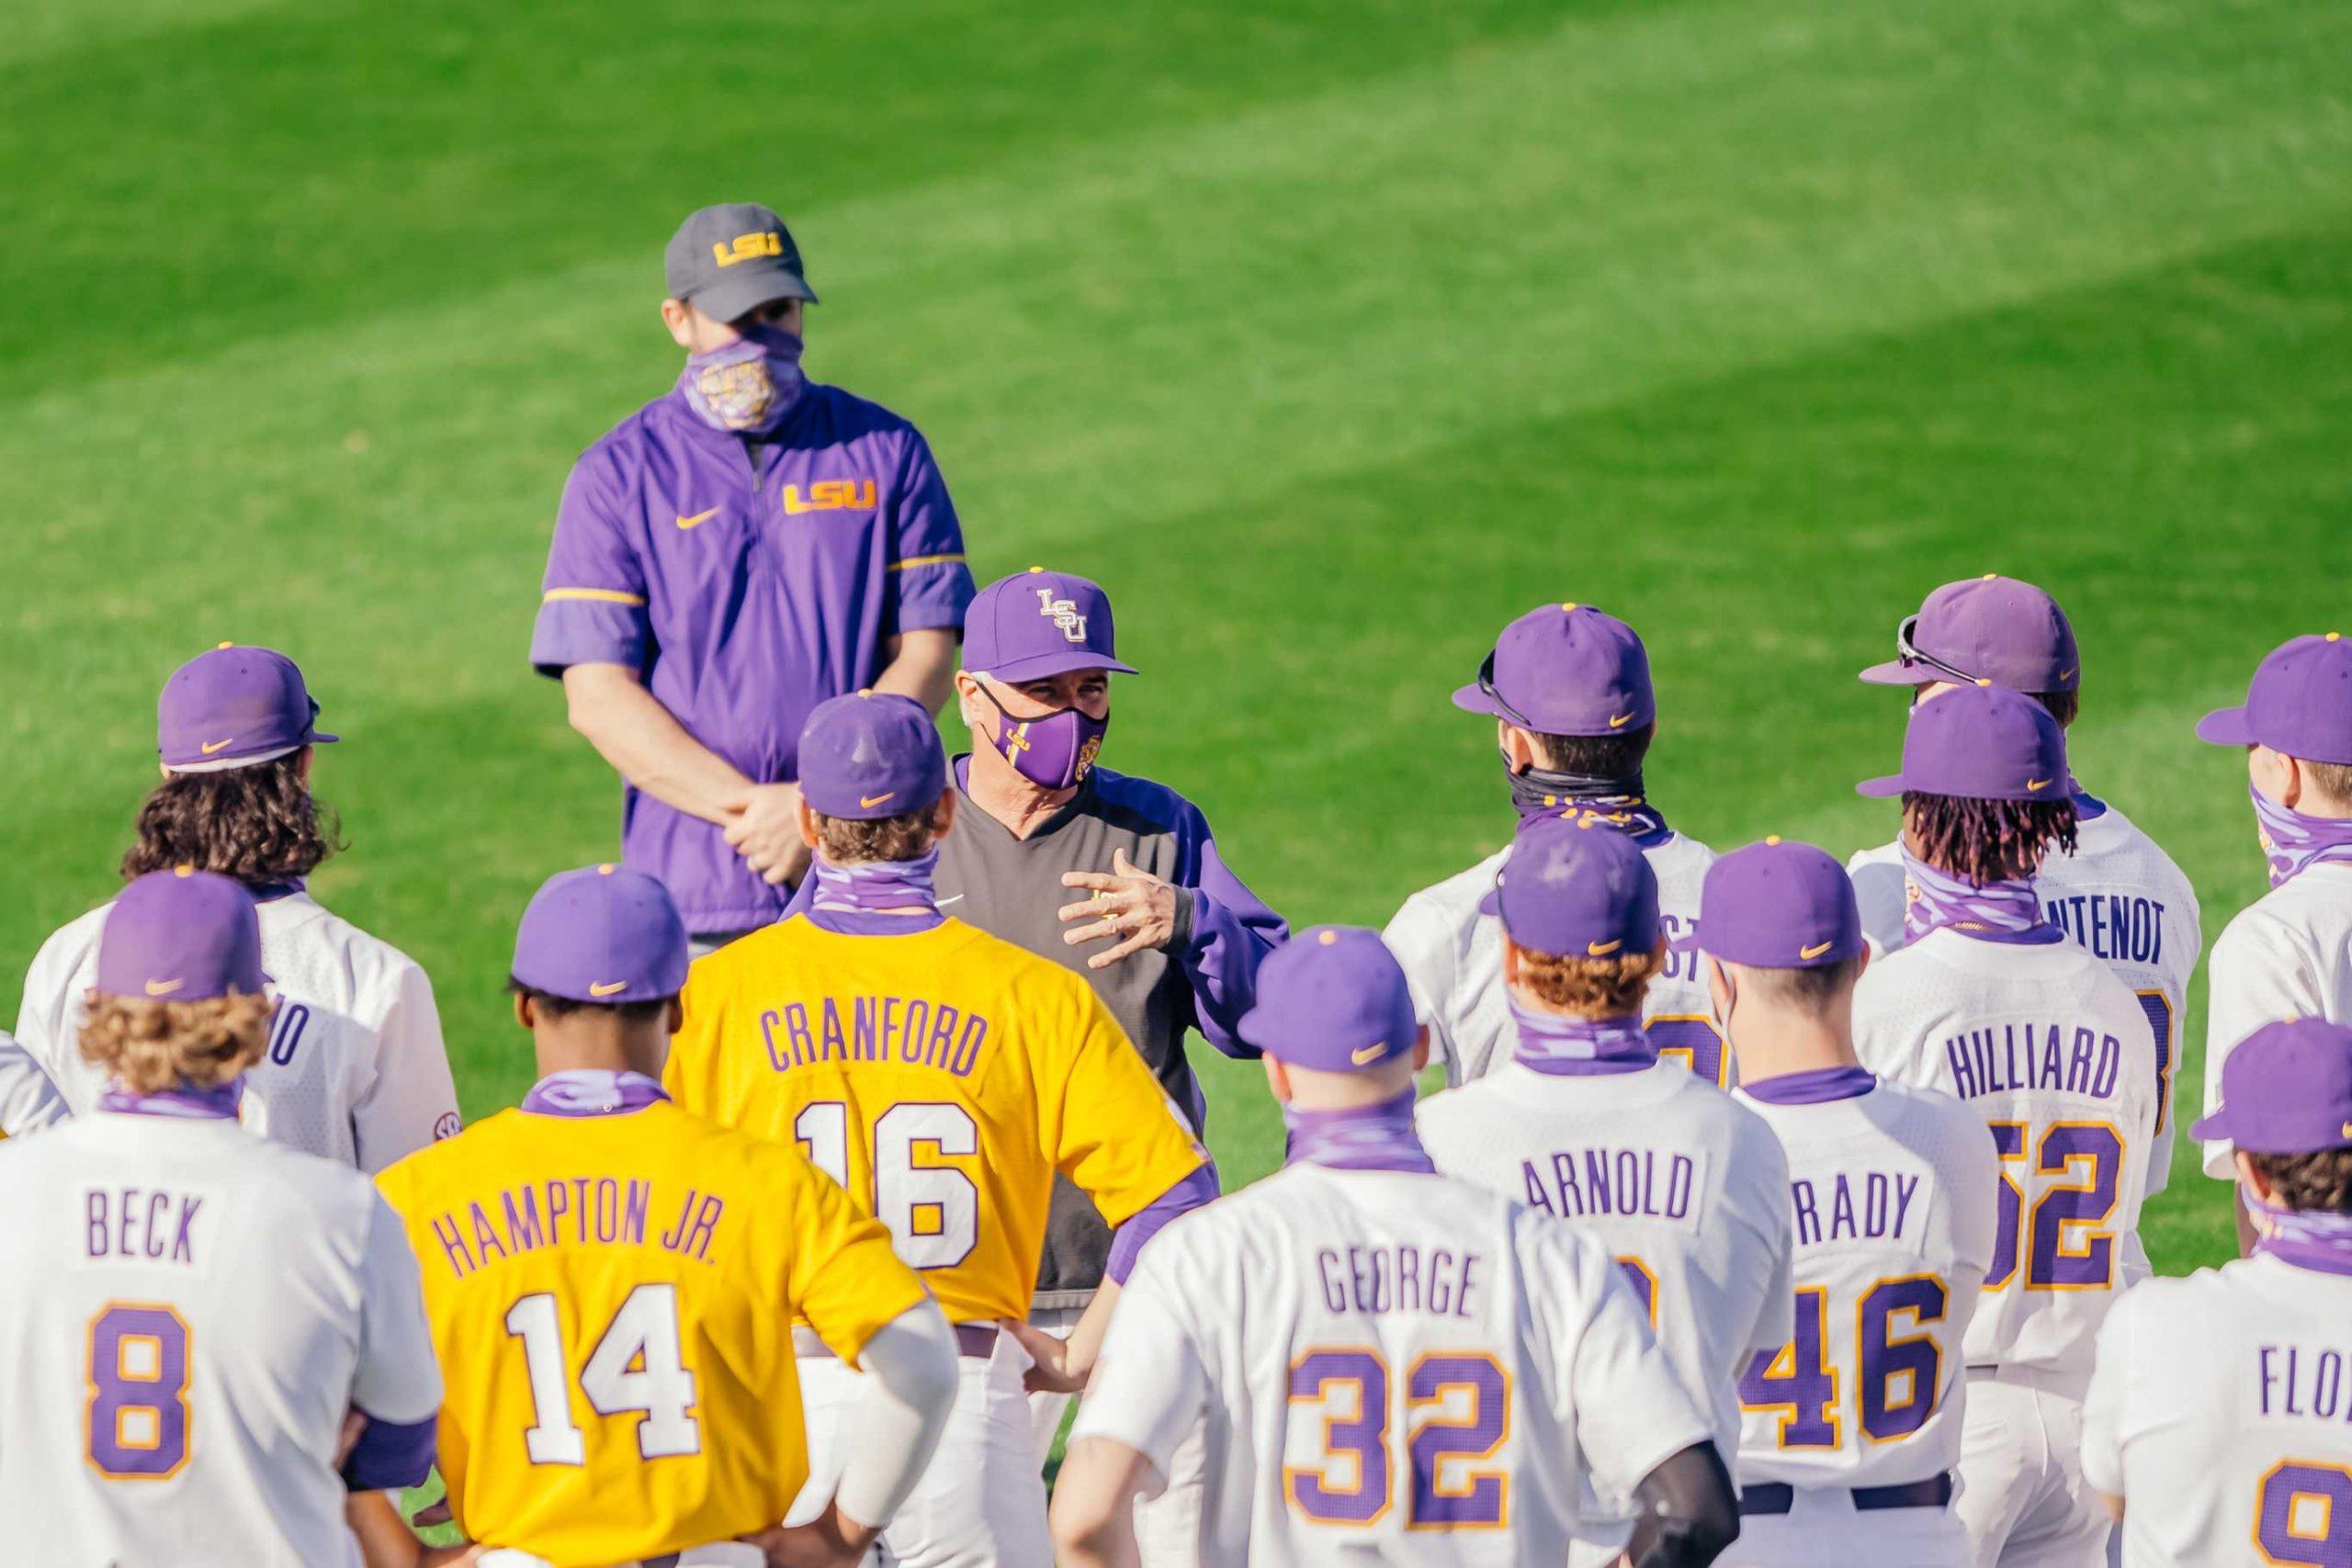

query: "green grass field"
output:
7 0 2351 1280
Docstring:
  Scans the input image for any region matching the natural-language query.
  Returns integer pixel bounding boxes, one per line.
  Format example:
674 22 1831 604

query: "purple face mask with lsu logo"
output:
678 323 806 434
979 686 1109 792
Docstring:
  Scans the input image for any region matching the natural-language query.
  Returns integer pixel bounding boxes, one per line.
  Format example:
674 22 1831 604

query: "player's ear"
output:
931 791 956 840
2234 1149 2271 1205
512 990 536 1030
1262 1055 1293 1105
664 998 684 1035
1498 721 1531 773
661 297 696 349
1410 1025 1430 1074
796 795 821 851
295 745 313 786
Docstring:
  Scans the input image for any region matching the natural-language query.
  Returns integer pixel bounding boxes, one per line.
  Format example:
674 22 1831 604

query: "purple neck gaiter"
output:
1283 1088 1436 1174
811 849 940 913
2251 784 2352 890
678 325 806 436
2245 1182 2352 1277
98 1080 243 1120
1510 998 1657 1077
522 1069 668 1118
1900 847 2052 944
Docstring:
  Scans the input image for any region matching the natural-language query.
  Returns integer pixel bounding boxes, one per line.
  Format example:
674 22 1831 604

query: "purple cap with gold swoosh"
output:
1453 603 1655 736
1693 838 1864 969
1860 576 2080 692
1480 814 1661 960
798 691 947 820
96 868 266 1002
2191 1017 2352 1155
157 644 338 773
1856 682 2069 802
512 864 689 1005
2195 634 2352 764
1237 926 1419 1071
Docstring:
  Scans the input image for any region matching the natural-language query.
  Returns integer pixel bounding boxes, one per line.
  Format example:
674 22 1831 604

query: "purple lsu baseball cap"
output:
1860 576 2080 694
96 868 266 1002
2191 1017 2352 1155
512 864 689 1005
1857 682 2069 802
1453 603 1655 737
2196 633 2352 765
798 691 947 820
1693 837 1864 970
158 643 338 773
1238 927 1419 1071
963 568 1139 685
1480 815 1661 959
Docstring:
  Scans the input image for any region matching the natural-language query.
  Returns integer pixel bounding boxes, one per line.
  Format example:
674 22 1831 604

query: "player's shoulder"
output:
271 894 430 996
1084 766 1210 840
27 898 110 980
798 380 928 447
2211 876 2340 961
1846 838 1903 875
1394 845 1510 928
1647 828 1716 878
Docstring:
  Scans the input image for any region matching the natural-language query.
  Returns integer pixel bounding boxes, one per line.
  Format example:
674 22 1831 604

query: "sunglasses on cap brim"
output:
1476 650 1541 730
1894 614 1984 686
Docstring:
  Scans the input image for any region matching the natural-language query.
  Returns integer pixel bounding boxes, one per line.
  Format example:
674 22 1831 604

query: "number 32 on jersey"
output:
1285 1348 1511 1530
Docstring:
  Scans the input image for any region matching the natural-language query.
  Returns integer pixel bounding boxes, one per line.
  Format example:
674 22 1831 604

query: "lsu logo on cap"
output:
712 231 785 268
1035 588 1088 644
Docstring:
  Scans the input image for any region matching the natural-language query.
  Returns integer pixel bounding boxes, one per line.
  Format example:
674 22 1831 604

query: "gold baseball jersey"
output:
665 915 1208 1324
374 1098 924 1568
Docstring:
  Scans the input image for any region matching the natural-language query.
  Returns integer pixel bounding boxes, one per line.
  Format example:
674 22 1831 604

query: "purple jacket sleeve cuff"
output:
1178 835 1288 1056
341 1408 437 1492
530 597 650 677
1107 1161 1220 1285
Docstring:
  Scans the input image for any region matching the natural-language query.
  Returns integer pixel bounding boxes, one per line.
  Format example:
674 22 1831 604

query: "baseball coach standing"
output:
532 203 977 951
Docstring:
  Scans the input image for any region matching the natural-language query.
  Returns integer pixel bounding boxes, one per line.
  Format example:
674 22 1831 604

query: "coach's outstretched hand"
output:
1060 848 1180 970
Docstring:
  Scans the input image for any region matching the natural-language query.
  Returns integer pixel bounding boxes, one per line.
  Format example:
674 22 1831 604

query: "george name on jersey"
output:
424 1178 729 1280
1942 1022 2124 1104
1792 1168 1922 1249
1521 1145 1703 1226
1315 1244 1485 1320
2259 1342 2352 1423
761 992 992 1079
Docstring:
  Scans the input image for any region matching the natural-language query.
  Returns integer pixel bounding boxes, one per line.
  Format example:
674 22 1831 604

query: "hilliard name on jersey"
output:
1521 1143 1710 1226
419 1175 731 1280
1313 1243 1484 1320
1792 1168 1924 1250
1942 1022 2126 1104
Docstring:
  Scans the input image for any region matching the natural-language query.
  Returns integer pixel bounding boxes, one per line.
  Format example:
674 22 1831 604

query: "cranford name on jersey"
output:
752 987 991 1077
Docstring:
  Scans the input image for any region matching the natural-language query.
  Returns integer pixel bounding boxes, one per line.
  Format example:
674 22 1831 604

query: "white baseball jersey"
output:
1386 829 1723 1088
2200 862 2352 1177
1071 1161 1713 1565
1851 929 2159 1380
0 1031 68 1138
1731 1077 1998 1492
0 1106 442 1566
1418 1062 1792 1503
2083 1252 2352 1568
1850 799 2201 1220
16 889 460 1171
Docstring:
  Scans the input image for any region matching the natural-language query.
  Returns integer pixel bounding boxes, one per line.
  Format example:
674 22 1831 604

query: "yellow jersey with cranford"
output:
664 915 1208 1324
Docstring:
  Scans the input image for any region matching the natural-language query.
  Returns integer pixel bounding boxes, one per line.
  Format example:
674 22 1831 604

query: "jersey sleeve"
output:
1844 846 1910 955
2079 1292 2134 1498
12 924 85 1100
1528 1221 1713 1504
350 962 461 1174
1383 890 1461 1075
1036 979 1209 1228
1067 1244 1208 1489
531 453 650 677
350 1192 444 1426
0 1034 67 1138
880 430 973 637
2201 913 2320 1178
783 1154 933 1367
1747 1143 1797 1355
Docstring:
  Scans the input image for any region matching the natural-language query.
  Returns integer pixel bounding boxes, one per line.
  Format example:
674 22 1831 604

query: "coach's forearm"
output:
561 662 754 826
871 628 959 715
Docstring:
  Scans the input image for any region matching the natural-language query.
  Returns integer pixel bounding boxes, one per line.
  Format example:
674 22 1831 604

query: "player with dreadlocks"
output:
1848 682 2159 1568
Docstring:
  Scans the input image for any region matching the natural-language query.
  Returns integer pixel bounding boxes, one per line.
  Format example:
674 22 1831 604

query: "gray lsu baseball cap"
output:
664 203 819 322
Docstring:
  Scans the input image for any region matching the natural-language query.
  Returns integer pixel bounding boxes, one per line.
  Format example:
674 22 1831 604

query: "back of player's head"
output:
2193 1018 2352 1217
1695 837 1868 1017
1487 818 1662 1018
2198 633 2352 809
81 868 272 1093
797 691 952 864
510 863 688 1017
1238 927 1420 1099
1860 576 2081 728
1456 603 1658 773
128 644 342 886
1858 682 2078 882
